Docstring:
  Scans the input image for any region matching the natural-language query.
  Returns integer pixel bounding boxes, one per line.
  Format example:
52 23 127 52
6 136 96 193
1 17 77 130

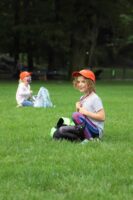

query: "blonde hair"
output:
73 77 96 93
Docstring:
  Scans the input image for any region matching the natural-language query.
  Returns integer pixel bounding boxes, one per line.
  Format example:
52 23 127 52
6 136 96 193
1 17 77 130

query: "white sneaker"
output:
81 139 89 144
50 127 57 137
94 138 100 142
16 104 22 108
81 138 94 144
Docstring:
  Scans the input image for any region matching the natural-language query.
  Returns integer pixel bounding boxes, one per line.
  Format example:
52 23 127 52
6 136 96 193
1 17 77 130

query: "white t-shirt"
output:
80 92 104 135
16 82 31 104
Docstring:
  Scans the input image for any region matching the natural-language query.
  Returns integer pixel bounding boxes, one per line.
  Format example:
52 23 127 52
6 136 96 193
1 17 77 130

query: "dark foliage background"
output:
0 0 133 79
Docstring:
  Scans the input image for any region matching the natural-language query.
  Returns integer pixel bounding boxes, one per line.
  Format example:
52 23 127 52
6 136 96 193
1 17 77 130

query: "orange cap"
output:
20 71 32 80
72 69 95 82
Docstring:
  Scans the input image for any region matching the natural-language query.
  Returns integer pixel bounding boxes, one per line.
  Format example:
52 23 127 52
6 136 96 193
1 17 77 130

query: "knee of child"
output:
72 112 79 119
72 112 84 123
59 126 65 133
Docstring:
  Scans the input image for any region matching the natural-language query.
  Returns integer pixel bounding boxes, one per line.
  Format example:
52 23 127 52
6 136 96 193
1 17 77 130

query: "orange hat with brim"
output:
72 69 95 82
20 71 32 80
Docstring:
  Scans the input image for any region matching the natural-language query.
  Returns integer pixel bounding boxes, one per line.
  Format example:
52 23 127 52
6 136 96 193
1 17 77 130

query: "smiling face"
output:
23 75 32 84
73 75 96 94
76 76 89 94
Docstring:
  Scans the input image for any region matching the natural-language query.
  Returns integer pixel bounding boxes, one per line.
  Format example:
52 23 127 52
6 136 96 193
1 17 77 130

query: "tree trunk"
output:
13 0 20 74
23 0 34 71
88 21 98 66
68 34 86 78
27 38 33 71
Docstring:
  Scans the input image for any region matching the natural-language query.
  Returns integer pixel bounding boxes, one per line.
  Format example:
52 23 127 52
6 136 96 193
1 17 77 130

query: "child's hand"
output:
30 90 33 96
76 101 81 110
79 107 88 116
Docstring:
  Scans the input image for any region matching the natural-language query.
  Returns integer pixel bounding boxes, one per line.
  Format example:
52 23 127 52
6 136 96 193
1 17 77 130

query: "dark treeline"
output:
0 0 133 77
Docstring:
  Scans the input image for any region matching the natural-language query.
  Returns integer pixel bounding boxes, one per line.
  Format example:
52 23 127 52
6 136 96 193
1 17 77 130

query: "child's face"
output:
76 76 89 94
23 75 31 83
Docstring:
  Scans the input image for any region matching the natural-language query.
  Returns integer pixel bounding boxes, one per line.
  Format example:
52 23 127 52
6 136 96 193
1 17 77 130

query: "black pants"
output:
53 125 85 142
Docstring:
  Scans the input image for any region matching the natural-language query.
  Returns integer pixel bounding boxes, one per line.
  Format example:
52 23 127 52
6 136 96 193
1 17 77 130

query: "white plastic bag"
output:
33 87 53 108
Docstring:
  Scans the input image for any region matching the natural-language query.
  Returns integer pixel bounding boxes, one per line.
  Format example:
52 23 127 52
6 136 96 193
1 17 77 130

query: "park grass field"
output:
0 80 133 200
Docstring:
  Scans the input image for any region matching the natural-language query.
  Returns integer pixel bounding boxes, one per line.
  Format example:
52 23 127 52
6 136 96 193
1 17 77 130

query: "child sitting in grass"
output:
72 69 105 143
16 71 33 107
16 71 53 108
53 69 105 144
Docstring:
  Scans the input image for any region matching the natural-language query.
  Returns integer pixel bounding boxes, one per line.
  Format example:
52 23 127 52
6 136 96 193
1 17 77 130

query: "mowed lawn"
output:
0 80 132 200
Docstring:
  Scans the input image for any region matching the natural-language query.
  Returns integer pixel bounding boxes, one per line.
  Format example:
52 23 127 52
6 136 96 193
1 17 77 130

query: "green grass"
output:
0 80 133 200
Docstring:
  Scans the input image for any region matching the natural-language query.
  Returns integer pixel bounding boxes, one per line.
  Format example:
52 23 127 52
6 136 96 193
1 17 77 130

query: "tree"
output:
0 0 132 78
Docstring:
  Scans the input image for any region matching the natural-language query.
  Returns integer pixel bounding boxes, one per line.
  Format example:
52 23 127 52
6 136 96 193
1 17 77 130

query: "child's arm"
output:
78 107 105 121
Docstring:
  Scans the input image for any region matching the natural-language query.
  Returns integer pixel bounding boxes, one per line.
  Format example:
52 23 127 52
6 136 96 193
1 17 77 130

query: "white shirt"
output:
16 82 31 104
80 92 104 135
